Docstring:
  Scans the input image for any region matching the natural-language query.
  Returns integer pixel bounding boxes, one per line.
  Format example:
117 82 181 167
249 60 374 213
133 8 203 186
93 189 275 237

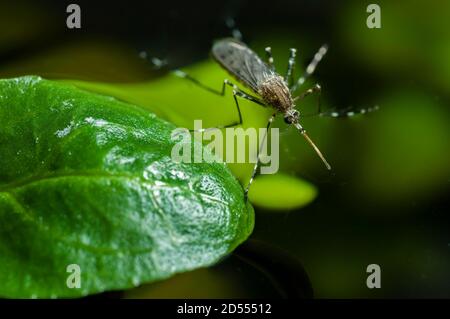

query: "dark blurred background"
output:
0 0 449 298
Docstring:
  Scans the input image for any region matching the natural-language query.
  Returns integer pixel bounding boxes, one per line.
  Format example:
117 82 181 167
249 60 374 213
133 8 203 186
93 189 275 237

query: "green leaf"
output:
0 76 254 298
64 61 320 210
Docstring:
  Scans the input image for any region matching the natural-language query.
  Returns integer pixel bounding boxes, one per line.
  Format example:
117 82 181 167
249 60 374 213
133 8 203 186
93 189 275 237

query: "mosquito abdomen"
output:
258 75 294 111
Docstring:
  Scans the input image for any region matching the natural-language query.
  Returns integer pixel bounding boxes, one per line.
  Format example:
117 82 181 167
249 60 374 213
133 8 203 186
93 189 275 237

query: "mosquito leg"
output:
174 72 263 102
138 51 169 70
224 81 266 106
291 44 328 92
225 17 243 41
188 82 265 132
319 105 380 118
294 82 379 118
285 48 297 86
296 83 322 101
265 47 275 70
174 70 252 97
293 83 322 116
173 70 229 95
244 113 277 201
189 89 242 133
138 53 222 94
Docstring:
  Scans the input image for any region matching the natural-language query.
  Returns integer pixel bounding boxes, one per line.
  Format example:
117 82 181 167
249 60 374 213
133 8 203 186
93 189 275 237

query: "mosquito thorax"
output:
258 74 294 111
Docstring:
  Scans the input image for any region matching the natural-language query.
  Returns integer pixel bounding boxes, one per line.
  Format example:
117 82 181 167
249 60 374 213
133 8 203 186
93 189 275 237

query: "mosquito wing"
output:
211 38 274 93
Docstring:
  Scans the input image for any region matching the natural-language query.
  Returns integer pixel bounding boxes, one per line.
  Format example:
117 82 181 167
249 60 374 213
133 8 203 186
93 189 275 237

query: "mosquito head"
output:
293 122 332 170
284 109 300 124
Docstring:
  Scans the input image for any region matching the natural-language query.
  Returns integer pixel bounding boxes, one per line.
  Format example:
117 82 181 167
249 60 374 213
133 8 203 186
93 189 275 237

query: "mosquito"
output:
172 38 331 196
147 37 377 199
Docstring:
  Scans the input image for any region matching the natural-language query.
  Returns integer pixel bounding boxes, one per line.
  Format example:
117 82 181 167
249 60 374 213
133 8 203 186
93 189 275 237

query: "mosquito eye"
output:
284 116 293 124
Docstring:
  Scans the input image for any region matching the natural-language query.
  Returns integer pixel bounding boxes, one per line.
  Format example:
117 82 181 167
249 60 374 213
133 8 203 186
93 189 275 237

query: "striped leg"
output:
174 70 263 103
320 105 380 118
225 17 243 41
285 48 297 86
291 44 328 92
138 52 168 70
171 74 264 132
244 113 277 201
265 47 275 70
293 81 379 118
190 88 261 133
173 70 232 96
293 83 322 116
